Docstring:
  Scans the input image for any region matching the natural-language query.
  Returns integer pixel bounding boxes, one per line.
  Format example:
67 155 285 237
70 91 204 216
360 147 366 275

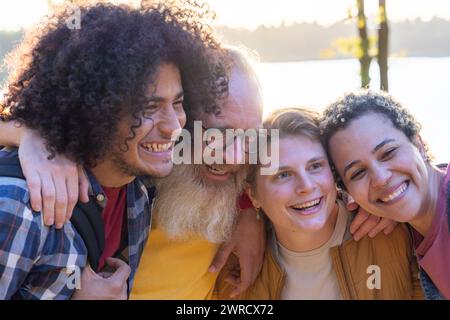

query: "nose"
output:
224 137 245 165
295 173 315 195
158 105 183 138
370 164 392 188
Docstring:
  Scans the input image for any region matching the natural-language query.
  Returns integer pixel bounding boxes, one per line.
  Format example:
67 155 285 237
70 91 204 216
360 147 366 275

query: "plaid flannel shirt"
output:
0 148 154 299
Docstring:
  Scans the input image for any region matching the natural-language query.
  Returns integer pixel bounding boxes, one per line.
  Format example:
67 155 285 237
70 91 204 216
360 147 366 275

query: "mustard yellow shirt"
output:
130 224 220 300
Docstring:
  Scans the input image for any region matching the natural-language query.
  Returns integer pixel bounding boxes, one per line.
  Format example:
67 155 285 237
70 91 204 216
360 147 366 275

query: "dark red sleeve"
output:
238 192 254 210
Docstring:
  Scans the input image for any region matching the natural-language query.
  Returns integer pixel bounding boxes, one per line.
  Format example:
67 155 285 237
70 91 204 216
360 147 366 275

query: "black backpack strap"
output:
70 200 105 272
0 156 25 179
0 156 105 271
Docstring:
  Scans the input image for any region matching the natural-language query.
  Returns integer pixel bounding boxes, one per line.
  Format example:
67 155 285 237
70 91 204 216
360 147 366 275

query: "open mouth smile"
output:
377 181 409 204
290 197 323 216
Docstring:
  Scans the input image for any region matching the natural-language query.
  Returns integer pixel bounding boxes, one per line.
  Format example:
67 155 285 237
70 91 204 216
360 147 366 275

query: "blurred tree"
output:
356 0 371 88
377 0 389 91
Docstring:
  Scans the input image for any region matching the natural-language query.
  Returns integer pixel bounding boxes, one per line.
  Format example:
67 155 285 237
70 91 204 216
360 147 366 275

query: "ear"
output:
412 134 428 162
244 181 261 209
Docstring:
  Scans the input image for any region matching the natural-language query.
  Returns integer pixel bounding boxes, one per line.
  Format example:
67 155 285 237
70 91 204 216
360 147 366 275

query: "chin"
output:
145 163 174 178
300 215 329 231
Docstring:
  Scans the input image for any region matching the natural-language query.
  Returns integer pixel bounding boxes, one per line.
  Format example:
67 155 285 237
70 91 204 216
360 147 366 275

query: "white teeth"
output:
207 166 227 175
292 198 321 210
380 182 407 202
141 142 172 152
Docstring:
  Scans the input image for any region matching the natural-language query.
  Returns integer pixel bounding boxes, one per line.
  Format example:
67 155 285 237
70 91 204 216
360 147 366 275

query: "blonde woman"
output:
215 107 424 300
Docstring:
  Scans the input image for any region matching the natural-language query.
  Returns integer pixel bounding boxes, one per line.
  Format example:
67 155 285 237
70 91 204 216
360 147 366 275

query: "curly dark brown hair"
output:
0 0 228 167
320 89 432 189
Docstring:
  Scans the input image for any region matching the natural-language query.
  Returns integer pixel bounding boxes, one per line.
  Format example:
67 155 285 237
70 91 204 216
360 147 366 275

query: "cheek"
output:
345 180 372 208
178 111 187 128
256 179 291 210
317 170 337 196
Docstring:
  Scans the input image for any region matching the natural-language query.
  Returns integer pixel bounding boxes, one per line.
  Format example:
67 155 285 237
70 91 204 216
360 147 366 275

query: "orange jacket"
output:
215 223 424 300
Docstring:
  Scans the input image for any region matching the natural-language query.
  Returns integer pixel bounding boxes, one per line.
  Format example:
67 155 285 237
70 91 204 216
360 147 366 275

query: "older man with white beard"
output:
130 48 265 299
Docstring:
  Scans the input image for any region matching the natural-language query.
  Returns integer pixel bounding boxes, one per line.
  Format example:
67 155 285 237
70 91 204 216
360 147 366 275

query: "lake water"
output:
1 57 448 163
256 57 450 164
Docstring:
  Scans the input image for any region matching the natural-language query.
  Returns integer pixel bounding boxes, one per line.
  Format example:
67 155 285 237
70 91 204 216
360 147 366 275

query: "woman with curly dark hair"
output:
321 89 449 299
0 0 227 299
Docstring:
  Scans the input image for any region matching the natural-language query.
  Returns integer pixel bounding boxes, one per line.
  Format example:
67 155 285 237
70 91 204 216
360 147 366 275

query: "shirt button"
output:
96 194 105 202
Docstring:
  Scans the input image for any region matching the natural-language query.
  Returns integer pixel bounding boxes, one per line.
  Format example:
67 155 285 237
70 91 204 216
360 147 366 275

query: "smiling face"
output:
196 65 262 184
328 113 430 223
250 135 338 235
104 62 186 184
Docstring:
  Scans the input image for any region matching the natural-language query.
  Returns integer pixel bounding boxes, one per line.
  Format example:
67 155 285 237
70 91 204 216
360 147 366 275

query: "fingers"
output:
105 258 130 300
349 209 369 235
209 241 234 273
224 268 241 298
225 271 241 287
66 169 80 222
352 214 380 242
383 220 398 235
229 257 252 298
367 217 394 238
30 166 79 228
40 172 56 227
25 170 43 213
97 271 114 279
78 166 90 203
106 258 131 282
53 173 68 229
17 130 81 228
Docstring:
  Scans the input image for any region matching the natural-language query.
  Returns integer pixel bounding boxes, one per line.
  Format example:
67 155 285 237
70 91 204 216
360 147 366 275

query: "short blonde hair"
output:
246 107 321 185
263 107 321 139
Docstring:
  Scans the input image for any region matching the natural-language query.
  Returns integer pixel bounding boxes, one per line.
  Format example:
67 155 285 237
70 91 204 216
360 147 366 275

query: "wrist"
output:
16 122 28 146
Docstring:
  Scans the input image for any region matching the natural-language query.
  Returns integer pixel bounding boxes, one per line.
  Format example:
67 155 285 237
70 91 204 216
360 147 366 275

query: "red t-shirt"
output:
97 186 127 271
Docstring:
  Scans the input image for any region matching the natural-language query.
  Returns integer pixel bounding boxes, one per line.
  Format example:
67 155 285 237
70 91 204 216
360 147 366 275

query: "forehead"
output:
280 135 325 160
201 68 262 130
145 62 182 97
336 113 406 143
329 113 410 165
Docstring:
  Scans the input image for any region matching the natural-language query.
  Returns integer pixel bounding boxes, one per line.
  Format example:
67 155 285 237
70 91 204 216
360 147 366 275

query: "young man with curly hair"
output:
0 1 226 299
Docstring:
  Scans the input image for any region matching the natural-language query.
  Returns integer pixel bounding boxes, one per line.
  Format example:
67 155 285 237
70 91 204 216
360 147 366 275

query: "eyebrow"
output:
342 138 396 177
372 138 396 153
308 156 325 163
274 158 324 173
203 125 235 131
147 91 184 103
275 166 291 173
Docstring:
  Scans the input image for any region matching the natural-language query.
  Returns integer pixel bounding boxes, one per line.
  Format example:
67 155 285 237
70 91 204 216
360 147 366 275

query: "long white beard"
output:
152 164 247 243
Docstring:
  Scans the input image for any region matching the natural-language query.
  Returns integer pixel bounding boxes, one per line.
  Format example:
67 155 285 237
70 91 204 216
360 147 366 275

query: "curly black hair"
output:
0 0 228 167
320 89 432 189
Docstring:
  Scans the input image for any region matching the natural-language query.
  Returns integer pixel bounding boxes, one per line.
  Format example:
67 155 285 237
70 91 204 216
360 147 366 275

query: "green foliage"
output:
332 35 377 59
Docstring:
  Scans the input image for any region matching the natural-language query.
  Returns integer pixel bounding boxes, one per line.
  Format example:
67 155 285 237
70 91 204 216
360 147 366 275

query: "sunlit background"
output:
1 0 449 162
2 0 450 30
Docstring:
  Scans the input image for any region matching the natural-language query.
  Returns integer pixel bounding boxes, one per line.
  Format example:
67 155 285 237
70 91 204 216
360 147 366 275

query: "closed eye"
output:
381 147 397 160
174 100 184 108
142 105 158 119
350 168 366 180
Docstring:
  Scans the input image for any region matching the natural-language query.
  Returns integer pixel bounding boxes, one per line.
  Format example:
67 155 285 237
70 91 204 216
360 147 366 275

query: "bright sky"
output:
1 0 450 31
210 0 450 29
